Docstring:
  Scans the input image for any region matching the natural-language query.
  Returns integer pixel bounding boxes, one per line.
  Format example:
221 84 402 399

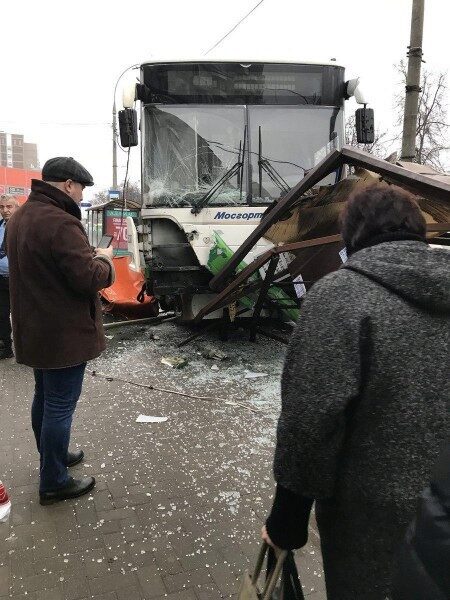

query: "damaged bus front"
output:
119 59 373 321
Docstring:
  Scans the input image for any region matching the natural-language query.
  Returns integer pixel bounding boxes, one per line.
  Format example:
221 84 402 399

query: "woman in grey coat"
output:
263 184 449 599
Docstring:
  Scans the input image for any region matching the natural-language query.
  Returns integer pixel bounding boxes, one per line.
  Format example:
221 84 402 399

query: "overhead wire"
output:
202 0 265 56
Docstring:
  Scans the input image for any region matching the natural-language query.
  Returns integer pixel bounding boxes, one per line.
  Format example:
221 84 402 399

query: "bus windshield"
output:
142 104 342 207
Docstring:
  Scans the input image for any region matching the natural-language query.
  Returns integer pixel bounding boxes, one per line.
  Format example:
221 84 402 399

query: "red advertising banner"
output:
104 208 139 255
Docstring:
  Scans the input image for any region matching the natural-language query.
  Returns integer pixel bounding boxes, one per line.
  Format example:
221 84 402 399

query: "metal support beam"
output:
340 147 450 202
249 256 279 342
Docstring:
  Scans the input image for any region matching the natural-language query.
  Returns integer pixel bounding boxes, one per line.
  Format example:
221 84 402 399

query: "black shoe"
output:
39 476 95 505
67 449 84 467
0 347 13 360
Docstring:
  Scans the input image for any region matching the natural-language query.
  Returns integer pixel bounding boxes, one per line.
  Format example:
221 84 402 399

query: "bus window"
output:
250 106 343 202
142 105 247 208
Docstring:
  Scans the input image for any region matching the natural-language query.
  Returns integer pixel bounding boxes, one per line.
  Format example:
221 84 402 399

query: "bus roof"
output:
140 57 345 69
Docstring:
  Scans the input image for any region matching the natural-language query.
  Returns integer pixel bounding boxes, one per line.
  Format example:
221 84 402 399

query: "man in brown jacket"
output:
6 157 115 505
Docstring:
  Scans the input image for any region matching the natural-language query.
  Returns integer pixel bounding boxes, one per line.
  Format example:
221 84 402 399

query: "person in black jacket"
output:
392 442 450 600
262 184 450 600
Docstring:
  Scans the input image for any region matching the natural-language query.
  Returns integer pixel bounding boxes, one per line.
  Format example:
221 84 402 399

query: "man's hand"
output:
261 525 282 552
95 246 113 260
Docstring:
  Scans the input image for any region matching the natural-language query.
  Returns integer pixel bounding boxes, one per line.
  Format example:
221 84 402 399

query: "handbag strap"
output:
251 541 269 585
256 543 287 600
282 551 305 600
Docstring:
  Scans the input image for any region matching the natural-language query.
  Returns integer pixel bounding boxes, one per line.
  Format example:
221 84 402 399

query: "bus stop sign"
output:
108 189 121 200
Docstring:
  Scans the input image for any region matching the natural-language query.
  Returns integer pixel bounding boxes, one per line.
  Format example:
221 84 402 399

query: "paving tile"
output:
75 501 99 526
153 546 183 575
208 562 240 597
88 572 138 596
10 572 61 596
0 565 9 596
97 508 136 522
93 490 115 513
58 535 104 556
10 501 32 526
115 584 145 600
35 586 63 600
78 521 120 538
193 581 224 599
32 536 59 559
10 554 36 578
84 548 110 578
163 568 211 594
135 564 166 598
151 590 197 600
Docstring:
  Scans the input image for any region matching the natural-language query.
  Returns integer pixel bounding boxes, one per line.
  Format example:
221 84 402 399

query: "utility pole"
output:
400 0 425 162
112 99 118 189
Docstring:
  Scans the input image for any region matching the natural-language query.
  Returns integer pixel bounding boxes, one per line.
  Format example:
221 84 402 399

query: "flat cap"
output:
42 157 94 186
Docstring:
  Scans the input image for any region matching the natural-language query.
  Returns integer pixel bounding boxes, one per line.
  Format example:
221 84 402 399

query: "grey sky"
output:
1 0 449 201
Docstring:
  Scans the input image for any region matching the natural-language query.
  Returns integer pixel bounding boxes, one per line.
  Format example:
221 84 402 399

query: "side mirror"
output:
118 108 138 147
355 107 375 144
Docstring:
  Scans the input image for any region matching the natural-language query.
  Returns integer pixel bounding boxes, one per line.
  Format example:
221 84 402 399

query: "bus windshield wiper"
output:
190 161 243 215
257 126 290 196
259 158 290 194
191 128 246 215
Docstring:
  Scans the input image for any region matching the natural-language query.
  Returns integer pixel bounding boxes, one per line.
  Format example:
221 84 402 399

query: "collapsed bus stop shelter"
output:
193 146 450 332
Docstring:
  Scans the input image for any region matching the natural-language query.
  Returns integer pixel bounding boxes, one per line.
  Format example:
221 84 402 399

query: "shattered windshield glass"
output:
142 104 342 208
250 106 343 202
142 105 247 207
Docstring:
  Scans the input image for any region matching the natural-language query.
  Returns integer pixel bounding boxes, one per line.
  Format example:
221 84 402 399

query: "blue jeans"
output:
32 363 86 492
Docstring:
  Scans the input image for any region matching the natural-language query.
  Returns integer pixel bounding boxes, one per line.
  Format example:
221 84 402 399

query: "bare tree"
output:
345 114 391 159
395 60 449 170
92 181 141 206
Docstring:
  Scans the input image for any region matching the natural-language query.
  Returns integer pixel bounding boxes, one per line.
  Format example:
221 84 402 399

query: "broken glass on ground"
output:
202 347 228 361
244 370 269 379
161 356 188 369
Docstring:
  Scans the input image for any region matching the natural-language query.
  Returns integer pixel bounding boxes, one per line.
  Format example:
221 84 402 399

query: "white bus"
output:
119 58 372 320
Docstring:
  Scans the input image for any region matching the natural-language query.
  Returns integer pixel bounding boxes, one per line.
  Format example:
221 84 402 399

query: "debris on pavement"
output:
1 320 326 598
91 370 215 401
202 347 228 361
91 370 261 413
161 356 188 369
211 364 219 371
136 414 168 423
244 370 269 379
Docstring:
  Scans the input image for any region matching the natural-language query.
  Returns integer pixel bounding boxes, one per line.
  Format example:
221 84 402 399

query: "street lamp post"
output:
112 98 118 189
112 65 139 190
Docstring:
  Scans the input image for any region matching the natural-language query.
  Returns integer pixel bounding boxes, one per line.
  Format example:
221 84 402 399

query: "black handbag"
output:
267 547 305 600
239 542 305 600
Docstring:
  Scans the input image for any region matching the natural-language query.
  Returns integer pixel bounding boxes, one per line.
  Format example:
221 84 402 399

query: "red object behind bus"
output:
0 167 41 204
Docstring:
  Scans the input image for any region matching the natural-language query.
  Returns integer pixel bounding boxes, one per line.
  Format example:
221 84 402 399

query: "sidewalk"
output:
0 322 326 599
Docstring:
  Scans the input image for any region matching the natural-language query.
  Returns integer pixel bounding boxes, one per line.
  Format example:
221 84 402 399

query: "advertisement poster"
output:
104 208 139 255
